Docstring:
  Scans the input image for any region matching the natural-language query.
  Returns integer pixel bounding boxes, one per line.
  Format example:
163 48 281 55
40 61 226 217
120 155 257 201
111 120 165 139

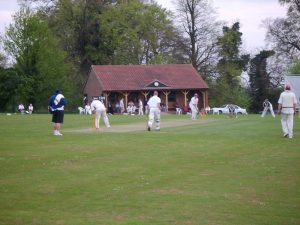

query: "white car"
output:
212 104 248 115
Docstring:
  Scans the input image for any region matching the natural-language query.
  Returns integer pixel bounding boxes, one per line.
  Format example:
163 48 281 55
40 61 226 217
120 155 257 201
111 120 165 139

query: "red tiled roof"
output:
91 64 208 91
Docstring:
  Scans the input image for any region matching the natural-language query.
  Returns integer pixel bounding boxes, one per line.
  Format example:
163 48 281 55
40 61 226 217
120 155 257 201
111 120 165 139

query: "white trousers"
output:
190 106 198 120
95 110 110 129
261 106 275 117
138 107 144 115
148 108 160 130
281 113 294 138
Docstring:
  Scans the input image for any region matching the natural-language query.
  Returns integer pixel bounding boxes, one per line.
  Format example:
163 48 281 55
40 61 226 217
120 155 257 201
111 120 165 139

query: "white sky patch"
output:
0 0 287 52
156 0 286 52
0 11 15 33
0 0 19 35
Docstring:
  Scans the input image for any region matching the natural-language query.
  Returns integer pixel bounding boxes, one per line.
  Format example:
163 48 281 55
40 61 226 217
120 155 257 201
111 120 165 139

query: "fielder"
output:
261 99 275 118
91 97 110 129
147 91 161 131
189 93 199 120
277 84 297 139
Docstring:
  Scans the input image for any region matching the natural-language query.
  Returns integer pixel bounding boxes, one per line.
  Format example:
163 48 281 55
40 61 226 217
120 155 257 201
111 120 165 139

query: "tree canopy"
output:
2 7 73 110
0 0 299 112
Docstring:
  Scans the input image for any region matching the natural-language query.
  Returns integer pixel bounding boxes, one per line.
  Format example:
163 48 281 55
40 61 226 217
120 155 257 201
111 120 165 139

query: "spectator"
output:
120 98 125 114
107 101 114 115
115 102 121 113
48 90 67 136
85 103 92 115
138 98 144 115
18 103 25 114
28 103 33 114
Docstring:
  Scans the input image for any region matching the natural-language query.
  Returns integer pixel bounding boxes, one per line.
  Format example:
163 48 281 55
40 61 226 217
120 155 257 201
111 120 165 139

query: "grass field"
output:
0 113 299 225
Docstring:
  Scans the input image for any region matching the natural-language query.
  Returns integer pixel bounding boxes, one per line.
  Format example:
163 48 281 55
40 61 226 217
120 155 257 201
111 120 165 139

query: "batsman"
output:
189 93 199 120
90 97 111 129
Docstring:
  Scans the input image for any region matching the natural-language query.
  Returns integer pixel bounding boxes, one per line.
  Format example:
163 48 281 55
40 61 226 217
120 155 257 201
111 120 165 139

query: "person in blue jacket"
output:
48 90 67 136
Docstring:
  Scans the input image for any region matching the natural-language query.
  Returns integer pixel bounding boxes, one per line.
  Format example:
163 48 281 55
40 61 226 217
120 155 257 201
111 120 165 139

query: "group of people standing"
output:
48 85 298 138
112 98 144 115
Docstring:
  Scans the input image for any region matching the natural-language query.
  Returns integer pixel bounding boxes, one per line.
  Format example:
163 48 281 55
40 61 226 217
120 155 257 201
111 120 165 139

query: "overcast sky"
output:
0 0 287 53
0 0 19 31
156 0 287 53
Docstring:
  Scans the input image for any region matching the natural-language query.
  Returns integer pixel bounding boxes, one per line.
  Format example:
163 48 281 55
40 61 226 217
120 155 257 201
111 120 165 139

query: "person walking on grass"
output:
147 91 161 131
261 99 275 118
277 84 297 139
91 97 110 130
48 90 67 136
189 93 199 120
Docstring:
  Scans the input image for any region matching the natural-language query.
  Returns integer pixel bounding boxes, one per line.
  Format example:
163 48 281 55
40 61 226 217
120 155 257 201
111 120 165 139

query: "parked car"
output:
212 104 248 115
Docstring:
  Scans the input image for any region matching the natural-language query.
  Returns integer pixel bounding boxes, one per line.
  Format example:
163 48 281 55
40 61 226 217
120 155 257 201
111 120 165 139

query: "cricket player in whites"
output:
189 93 199 120
277 84 297 139
147 91 161 131
261 99 275 118
91 97 111 129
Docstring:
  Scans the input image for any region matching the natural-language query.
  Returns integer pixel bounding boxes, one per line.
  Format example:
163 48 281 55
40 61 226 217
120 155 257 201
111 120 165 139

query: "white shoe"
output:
54 131 63 136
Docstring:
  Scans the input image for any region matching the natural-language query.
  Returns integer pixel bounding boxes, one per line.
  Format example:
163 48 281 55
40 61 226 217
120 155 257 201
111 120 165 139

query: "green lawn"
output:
0 113 299 225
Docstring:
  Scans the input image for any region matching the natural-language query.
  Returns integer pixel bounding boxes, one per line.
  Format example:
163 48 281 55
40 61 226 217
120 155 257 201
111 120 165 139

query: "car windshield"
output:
220 105 227 108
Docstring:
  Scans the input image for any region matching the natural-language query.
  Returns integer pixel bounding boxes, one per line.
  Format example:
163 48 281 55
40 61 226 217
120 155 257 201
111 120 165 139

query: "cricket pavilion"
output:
83 64 209 113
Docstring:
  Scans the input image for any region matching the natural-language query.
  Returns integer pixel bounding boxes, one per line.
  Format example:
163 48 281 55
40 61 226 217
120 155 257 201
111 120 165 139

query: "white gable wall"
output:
285 75 300 108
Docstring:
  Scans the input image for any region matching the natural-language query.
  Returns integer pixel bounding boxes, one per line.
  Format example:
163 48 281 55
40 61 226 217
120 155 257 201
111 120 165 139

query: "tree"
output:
279 0 300 12
267 0 300 54
99 0 178 65
23 0 180 79
289 60 300 74
174 0 221 80
262 0 300 85
0 68 20 112
2 7 74 110
213 22 250 107
0 52 8 68
248 50 278 113
264 0 300 61
217 23 249 80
